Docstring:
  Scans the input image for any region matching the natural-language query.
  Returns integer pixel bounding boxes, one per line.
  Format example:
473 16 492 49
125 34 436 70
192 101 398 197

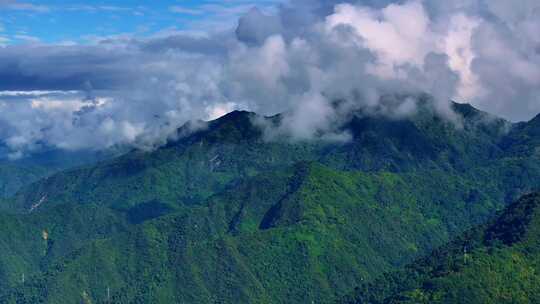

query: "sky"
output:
0 0 283 44
0 0 539 158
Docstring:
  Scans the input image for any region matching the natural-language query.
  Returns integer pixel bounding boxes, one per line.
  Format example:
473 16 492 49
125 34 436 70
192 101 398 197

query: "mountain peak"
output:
213 110 256 123
451 102 482 118
450 101 509 125
178 109 262 145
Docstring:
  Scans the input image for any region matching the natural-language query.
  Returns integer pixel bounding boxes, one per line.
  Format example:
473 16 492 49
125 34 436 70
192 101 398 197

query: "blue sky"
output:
0 0 284 44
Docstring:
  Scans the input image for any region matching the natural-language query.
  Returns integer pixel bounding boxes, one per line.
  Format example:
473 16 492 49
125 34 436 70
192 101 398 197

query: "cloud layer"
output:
0 0 539 156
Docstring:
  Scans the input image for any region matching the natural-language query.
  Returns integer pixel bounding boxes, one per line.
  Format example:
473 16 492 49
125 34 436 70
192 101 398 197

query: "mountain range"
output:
1 100 540 303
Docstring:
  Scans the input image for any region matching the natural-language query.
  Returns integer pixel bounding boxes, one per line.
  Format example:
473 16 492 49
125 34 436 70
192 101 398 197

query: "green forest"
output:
1 102 540 303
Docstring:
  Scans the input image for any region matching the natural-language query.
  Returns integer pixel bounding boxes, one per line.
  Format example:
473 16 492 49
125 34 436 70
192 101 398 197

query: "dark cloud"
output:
236 7 282 45
0 45 137 90
140 32 233 55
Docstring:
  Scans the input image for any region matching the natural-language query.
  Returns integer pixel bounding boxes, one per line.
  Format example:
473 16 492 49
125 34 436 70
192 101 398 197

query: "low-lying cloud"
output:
0 0 539 156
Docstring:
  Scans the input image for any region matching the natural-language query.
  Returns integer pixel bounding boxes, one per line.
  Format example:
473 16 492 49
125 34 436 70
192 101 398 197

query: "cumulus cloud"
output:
0 0 539 156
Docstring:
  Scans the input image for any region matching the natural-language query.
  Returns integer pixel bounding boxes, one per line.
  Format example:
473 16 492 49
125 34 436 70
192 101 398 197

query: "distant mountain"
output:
344 192 540 304
1 100 540 303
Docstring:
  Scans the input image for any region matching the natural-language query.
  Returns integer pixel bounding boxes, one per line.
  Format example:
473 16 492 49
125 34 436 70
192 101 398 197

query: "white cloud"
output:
0 36 9 46
14 34 41 44
169 6 203 15
0 0 49 12
327 1 432 69
441 13 483 100
0 90 80 97
324 1 483 105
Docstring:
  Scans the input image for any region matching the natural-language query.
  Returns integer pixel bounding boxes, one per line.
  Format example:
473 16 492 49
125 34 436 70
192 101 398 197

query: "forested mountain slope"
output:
345 193 540 304
1 101 540 303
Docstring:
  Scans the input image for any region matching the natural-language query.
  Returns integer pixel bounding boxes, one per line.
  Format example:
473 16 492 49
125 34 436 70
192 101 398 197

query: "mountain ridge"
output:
344 192 540 304
1 100 540 303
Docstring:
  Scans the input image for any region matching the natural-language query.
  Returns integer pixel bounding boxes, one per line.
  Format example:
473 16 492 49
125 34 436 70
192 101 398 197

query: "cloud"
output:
169 6 203 15
205 102 239 120
0 0 49 12
63 5 132 12
0 0 539 156
327 1 433 69
169 1 283 32
236 7 282 45
13 34 40 43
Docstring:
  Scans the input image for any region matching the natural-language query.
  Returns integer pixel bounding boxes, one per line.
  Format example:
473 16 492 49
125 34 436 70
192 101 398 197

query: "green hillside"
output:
345 193 540 304
1 101 540 303
0 163 523 303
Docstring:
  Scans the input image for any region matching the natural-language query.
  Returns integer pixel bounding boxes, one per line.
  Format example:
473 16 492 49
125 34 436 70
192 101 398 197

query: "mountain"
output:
344 192 540 304
1 101 540 303
0 148 116 199
500 113 540 157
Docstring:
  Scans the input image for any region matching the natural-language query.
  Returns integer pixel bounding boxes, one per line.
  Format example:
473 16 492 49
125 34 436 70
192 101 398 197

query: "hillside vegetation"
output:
1 101 540 303
345 193 540 304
